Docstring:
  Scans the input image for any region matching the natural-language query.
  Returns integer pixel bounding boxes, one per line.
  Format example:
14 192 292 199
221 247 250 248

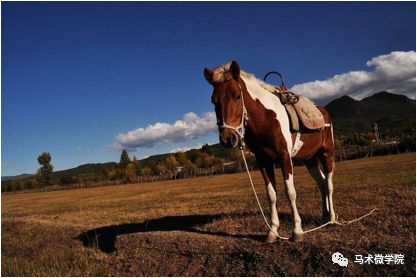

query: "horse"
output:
204 61 336 242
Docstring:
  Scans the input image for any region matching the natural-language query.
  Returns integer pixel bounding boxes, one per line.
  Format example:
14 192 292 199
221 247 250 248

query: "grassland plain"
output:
1 153 416 276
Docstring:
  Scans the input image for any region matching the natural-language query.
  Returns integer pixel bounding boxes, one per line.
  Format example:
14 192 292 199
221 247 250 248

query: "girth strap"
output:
291 132 304 157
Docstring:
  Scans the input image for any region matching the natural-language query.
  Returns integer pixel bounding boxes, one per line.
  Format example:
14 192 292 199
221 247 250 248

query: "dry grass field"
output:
2 153 415 276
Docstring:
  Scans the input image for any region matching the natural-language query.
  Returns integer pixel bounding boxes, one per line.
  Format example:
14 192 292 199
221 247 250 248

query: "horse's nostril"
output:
230 133 238 147
220 131 239 148
232 134 237 146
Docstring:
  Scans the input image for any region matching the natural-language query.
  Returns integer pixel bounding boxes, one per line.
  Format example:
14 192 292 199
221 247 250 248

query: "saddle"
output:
263 71 325 132
273 85 325 132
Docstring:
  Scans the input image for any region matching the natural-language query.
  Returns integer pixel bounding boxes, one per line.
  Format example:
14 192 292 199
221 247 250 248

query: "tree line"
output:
1 145 249 192
2 129 415 193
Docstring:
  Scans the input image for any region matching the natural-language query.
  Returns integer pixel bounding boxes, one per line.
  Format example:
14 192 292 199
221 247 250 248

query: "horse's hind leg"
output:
325 171 336 223
305 157 331 222
318 150 336 223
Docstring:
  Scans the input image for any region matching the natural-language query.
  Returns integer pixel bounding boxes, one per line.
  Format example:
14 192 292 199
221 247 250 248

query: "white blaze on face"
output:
241 76 293 153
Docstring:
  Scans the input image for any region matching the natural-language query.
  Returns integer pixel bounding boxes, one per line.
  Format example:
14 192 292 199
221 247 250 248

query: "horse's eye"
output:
236 94 241 101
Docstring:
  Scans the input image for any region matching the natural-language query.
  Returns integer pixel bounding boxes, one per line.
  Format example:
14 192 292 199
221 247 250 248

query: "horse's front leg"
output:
259 162 280 243
280 153 304 241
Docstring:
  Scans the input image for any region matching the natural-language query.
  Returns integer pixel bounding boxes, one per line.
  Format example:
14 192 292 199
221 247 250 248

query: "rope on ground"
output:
334 208 379 226
240 149 378 240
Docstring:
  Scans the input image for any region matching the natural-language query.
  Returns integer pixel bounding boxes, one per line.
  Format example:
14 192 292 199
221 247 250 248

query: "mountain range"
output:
326 91 415 135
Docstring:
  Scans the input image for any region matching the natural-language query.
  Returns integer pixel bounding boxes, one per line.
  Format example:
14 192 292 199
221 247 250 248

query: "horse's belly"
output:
291 132 323 160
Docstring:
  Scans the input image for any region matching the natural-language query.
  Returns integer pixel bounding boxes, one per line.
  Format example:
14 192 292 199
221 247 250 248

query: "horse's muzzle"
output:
219 129 240 148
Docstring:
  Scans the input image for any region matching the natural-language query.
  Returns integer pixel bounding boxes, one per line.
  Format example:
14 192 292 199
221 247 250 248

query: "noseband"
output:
217 81 249 146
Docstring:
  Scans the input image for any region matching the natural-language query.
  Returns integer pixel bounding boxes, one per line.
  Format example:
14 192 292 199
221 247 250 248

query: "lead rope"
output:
240 148 379 240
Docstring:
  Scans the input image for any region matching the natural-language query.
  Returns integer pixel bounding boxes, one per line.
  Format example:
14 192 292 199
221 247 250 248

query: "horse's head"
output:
204 60 246 148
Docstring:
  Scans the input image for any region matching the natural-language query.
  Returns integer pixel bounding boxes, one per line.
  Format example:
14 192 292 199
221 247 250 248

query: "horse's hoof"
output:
290 232 304 242
265 233 278 244
323 212 336 224
324 216 336 224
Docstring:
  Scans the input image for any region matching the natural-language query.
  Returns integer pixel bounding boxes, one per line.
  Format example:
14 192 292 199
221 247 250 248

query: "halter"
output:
217 80 249 147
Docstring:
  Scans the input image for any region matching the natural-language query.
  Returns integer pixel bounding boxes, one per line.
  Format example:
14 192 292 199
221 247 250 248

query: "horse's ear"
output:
204 68 214 84
230 60 240 80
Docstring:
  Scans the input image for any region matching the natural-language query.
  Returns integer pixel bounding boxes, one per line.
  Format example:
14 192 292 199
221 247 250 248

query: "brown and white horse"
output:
204 61 336 242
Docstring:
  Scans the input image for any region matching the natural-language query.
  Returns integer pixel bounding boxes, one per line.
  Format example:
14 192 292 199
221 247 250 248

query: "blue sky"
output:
2 2 416 176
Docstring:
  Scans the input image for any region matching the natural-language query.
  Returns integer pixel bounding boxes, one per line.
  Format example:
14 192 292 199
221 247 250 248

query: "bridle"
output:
216 80 248 147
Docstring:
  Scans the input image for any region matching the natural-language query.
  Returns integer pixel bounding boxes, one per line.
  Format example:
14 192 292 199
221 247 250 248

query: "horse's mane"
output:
211 62 276 93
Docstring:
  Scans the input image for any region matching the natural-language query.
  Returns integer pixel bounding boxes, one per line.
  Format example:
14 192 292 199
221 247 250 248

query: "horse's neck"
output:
241 76 290 133
241 76 293 154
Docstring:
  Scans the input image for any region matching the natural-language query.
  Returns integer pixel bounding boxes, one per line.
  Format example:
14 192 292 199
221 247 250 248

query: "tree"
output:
195 157 202 168
201 153 215 168
201 143 212 155
176 152 189 165
155 163 169 175
119 149 131 170
59 176 76 185
119 149 131 182
175 152 196 177
10 179 23 191
102 165 112 180
36 152 53 186
165 155 179 173
132 156 143 176
77 173 94 187
126 157 141 182
106 167 119 181
142 166 152 176
182 160 197 178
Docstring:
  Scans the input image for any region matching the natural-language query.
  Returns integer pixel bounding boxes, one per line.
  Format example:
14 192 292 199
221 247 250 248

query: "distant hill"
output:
1 174 34 182
325 91 415 136
52 162 118 181
2 163 119 184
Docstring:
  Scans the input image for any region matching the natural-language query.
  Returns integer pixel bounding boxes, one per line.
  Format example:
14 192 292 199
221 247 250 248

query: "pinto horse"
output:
204 61 336 242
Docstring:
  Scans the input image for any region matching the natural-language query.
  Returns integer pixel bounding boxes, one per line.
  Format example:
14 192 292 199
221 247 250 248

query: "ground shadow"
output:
76 214 220 253
76 212 324 253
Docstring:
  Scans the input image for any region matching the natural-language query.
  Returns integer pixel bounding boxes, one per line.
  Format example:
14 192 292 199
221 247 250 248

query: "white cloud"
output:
291 51 416 102
115 112 217 151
